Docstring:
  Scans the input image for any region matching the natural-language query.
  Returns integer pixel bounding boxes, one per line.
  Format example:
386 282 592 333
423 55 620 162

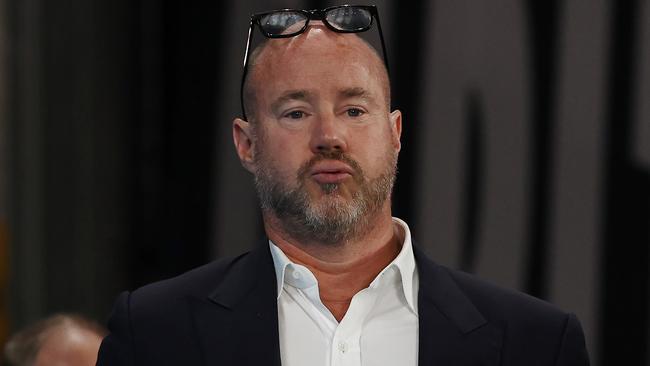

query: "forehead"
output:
249 26 387 101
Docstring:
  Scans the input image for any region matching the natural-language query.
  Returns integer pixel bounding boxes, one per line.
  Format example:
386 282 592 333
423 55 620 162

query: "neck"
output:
265 205 404 321
263 204 397 263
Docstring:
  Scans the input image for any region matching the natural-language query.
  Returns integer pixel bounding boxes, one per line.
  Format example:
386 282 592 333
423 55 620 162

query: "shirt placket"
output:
330 287 379 366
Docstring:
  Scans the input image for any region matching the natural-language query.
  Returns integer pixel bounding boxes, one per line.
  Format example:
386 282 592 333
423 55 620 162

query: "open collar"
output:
268 217 418 315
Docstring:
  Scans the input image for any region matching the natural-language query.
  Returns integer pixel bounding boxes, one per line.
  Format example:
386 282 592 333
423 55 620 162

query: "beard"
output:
253 147 397 245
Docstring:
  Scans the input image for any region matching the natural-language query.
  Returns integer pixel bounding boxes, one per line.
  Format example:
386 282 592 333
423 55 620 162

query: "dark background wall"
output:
1 1 649 365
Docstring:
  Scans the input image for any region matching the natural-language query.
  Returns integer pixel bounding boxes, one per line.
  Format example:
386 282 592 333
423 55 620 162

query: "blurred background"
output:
0 0 648 364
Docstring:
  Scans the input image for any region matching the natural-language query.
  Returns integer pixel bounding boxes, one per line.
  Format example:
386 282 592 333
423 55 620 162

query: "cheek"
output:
255 130 308 176
352 130 397 179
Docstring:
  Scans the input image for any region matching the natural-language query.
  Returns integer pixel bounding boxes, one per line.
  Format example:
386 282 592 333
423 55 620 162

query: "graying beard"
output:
254 163 395 245
321 183 339 194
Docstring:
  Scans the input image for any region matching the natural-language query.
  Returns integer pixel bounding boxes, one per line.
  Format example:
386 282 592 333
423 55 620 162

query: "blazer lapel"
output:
191 243 281 366
187 240 503 365
414 246 503 366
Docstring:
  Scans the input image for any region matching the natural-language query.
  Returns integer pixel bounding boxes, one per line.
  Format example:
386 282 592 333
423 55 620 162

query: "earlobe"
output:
390 110 402 151
232 118 255 172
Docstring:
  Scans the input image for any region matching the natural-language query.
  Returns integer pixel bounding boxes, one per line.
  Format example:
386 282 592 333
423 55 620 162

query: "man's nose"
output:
309 112 348 153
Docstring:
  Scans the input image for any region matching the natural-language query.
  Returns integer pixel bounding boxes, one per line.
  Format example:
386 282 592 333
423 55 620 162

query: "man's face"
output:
234 25 402 243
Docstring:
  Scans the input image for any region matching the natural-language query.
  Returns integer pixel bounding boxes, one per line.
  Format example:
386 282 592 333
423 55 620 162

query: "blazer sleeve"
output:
554 313 590 366
96 291 135 366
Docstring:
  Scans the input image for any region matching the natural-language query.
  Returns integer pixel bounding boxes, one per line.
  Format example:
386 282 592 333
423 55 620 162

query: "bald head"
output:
242 24 390 123
4 314 107 366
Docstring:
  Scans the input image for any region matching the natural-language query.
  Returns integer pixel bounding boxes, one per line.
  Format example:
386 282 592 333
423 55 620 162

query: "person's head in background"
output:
3 314 107 366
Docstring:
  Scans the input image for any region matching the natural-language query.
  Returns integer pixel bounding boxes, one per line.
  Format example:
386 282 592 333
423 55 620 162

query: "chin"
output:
314 180 358 196
319 183 341 194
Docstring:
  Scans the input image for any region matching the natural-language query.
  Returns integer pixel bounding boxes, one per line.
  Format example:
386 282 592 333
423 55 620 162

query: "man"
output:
4 314 107 366
98 5 589 365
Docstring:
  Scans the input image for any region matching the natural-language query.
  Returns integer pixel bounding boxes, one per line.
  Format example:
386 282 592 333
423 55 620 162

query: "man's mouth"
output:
310 161 354 184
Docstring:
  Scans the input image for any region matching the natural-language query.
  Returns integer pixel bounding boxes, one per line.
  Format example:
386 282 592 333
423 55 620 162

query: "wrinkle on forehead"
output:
243 25 390 120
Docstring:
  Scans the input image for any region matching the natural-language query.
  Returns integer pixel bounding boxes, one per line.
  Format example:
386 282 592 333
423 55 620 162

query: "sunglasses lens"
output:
325 7 372 31
259 11 308 36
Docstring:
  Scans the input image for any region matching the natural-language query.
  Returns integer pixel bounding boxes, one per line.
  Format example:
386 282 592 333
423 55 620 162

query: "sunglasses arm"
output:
374 14 390 76
242 20 254 68
240 20 255 120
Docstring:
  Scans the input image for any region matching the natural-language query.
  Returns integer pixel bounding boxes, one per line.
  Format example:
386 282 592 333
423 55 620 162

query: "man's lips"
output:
310 161 354 184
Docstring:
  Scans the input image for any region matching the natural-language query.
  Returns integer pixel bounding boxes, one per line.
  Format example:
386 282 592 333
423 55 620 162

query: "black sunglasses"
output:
239 4 389 121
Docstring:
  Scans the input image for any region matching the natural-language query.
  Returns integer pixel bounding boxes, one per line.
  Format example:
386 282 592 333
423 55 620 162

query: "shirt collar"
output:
384 217 418 314
268 217 418 315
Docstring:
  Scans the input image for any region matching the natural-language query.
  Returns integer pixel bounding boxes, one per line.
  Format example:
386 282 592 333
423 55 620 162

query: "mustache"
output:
297 151 365 182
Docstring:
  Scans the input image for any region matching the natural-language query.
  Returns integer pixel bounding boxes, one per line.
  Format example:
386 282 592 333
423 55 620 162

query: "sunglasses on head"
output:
240 4 389 121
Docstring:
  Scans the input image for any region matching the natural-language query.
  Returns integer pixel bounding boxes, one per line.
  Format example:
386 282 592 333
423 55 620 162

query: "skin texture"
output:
232 23 402 321
33 326 103 366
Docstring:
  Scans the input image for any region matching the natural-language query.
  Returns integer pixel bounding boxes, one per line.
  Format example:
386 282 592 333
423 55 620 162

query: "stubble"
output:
253 147 397 245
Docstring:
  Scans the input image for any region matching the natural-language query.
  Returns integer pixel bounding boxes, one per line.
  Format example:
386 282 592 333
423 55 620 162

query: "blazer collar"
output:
413 244 486 333
192 241 281 366
206 243 277 308
414 244 503 365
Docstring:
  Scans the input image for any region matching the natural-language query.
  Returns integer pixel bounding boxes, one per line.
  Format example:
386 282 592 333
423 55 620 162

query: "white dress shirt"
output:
269 217 419 366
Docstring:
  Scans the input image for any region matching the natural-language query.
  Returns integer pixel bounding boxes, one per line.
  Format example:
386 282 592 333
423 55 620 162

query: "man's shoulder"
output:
415 257 589 364
128 250 255 307
430 262 573 335
414 245 568 322
98 247 277 364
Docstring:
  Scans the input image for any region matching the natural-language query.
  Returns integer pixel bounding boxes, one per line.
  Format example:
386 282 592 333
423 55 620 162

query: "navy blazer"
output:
97 242 590 365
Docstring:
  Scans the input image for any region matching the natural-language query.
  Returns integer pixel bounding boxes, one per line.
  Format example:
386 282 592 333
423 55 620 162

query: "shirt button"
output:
338 341 347 354
291 271 301 280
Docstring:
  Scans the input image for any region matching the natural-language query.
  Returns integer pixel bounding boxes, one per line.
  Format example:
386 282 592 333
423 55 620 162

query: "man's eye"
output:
285 110 306 119
346 108 364 117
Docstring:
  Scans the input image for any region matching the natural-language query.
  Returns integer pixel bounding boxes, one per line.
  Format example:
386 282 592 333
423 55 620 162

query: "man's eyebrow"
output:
270 90 311 112
339 87 373 101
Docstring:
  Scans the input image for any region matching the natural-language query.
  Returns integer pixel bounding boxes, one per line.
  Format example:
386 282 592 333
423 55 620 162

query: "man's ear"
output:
233 117 256 172
389 109 402 152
